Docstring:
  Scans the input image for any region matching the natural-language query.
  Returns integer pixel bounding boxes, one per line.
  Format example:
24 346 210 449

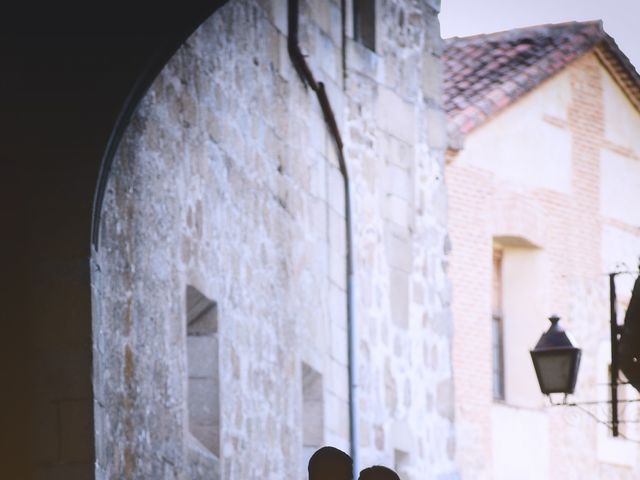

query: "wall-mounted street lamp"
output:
530 315 581 395
530 270 640 437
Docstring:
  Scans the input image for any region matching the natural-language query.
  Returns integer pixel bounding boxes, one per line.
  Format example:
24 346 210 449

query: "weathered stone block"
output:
325 391 350 439
269 0 287 34
389 267 409 329
426 107 447 150
436 379 454 421
329 246 347 290
327 165 346 215
346 39 380 81
330 324 348 367
385 162 413 201
385 194 413 230
385 224 413 272
376 88 416 144
327 357 349 401
329 280 347 320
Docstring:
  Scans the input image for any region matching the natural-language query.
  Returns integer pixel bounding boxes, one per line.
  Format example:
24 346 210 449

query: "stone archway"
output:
90 2 324 477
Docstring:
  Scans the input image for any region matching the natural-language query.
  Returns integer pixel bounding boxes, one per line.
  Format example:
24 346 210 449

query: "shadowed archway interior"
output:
1 1 227 477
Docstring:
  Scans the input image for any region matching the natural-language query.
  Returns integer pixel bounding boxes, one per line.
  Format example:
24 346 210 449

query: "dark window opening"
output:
302 362 324 466
186 285 220 456
394 449 410 478
492 249 506 401
492 315 505 401
354 0 376 51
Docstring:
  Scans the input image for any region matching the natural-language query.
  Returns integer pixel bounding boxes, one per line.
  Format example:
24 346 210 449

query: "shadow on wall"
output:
1 1 228 478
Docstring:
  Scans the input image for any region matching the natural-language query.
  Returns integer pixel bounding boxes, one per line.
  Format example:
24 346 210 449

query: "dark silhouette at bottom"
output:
308 446 353 480
358 465 401 480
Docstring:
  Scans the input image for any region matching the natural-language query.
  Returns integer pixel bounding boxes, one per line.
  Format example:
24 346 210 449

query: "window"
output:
492 238 546 407
186 285 220 456
353 0 376 51
492 249 506 401
394 449 410 479
302 363 324 469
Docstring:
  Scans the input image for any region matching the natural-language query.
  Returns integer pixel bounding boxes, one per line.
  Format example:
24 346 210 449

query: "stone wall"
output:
92 0 455 479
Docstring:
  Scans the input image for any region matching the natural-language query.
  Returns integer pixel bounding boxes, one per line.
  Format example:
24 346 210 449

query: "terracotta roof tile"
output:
443 21 629 136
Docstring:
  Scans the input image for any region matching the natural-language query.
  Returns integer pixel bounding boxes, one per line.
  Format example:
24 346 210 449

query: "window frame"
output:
492 248 506 402
353 0 376 51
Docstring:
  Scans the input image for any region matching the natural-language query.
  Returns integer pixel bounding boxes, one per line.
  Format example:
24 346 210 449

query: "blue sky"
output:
439 0 640 71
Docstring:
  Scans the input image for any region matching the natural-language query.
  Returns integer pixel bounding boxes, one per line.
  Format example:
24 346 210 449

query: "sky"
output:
439 0 640 71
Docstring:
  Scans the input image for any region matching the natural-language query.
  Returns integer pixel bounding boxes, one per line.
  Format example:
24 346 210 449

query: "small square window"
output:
354 0 376 51
302 363 324 470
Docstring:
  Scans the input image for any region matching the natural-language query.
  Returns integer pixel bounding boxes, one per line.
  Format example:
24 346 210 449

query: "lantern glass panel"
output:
536 353 571 392
532 349 580 394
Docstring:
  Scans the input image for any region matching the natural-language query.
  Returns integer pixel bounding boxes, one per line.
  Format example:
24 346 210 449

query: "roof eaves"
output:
448 52 585 140
446 23 608 144
594 34 640 113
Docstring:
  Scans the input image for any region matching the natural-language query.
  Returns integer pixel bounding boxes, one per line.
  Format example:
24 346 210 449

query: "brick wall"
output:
448 52 640 479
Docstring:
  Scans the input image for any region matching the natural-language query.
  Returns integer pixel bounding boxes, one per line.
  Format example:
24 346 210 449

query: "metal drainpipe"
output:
287 0 359 475
609 273 620 437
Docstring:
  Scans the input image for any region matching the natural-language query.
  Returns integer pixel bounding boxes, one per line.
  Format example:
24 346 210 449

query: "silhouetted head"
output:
358 465 400 480
308 446 353 480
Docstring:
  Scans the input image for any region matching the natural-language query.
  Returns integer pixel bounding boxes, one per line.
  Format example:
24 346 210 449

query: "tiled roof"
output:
443 21 640 141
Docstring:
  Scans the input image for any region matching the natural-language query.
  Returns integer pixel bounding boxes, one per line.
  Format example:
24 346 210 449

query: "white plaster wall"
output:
601 225 640 298
603 69 640 154
456 71 573 193
491 404 550 480
500 247 549 409
596 341 638 467
600 149 640 227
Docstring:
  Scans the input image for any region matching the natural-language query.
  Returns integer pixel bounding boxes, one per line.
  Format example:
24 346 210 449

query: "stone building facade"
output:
444 22 640 480
91 1 456 479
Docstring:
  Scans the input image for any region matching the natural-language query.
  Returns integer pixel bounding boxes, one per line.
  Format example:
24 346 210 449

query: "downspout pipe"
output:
609 273 620 437
287 0 359 475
